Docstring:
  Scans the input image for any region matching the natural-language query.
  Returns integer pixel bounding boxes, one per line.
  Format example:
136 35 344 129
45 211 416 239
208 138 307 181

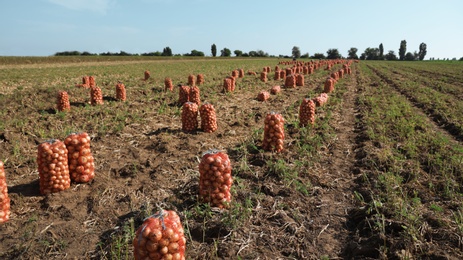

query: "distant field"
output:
1 57 463 259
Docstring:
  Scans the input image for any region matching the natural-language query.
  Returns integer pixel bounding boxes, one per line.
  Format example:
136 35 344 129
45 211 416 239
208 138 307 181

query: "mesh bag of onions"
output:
238 69 244 78
231 70 239 78
262 112 285 152
279 70 286 79
89 76 96 87
144 70 151 81
0 161 10 224
299 98 316 127
223 77 234 93
56 91 71 112
188 74 196 86
196 74 205 85
165 78 173 92
115 82 126 101
90 86 104 105
64 132 95 183
178 85 190 105
274 70 281 80
133 209 186 260
260 71 268 82
270 85 281 95
284 74 296 88
189 86 201 106
296 74 305 86
199 103 218 133
181 102 198 132
199 150 232 208
323 78 335 93
37 140 71 195
257 91 270 101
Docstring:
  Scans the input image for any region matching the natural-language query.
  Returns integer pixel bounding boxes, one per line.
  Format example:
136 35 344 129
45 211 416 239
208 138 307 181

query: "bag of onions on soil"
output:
115 82 126 101
37 139 71 195
64 132 95 183
198 150 233 209
56 91 71 112
181 102 198 132
262 112 285 152
0 160 10 224
199 103 218 133
133 209 186 260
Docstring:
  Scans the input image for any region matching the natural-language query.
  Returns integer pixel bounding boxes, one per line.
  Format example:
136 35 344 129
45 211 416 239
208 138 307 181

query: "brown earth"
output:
0 62 363 259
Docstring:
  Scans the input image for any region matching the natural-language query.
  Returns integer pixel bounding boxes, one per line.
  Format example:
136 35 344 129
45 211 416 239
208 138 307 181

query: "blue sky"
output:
1 0 462 59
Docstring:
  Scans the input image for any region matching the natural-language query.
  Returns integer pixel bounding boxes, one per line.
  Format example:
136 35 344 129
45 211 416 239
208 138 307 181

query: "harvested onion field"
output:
1 57 463 259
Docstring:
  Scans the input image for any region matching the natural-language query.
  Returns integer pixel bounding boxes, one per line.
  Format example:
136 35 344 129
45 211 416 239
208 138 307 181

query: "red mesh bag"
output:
89 76 96 87
299 98 316 127
262 112 285 152
90 86 104 105
323 77 335 93
56 91 71 112
279 70 286 79
0 161 10 224
181 102 198 132
313 93 329 107
199 150 232 208
257 91 270 101
238 69 244 78
196 74 204 85
116 82 126 101
188 74 196 86
178 85 190 105
284 74 296 88
189 86 201 106
274 70 281 80
64 132 95 183
231 70 239 78
270 85 281 95
296 74 304 86
37 140 71 195
165 78 173 92
133 209 186 260
144 71 151 81
200 103 218 133
260 71 268 82
223 77 235 92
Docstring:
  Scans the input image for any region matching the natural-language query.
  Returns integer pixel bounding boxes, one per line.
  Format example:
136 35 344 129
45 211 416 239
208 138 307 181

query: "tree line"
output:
55 40 435 61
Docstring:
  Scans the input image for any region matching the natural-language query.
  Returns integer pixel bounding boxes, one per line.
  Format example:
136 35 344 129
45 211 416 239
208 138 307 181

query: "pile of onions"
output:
257 91 270 101
260 71 268 82
299 98 316 127
196 74 205 85
330 72 339 82
90 86 104 105
303 66 309 74
89 76 96 87
37 139 71 195
274 70 281 80
188 74 196 86
0 161 10 224
262 112 285 152
296 74 305 86
238 69 244 78
200 103 218 133
165 78 173 92
115 82 126 101
265 66 271 73
198 150 232 208
275 65 280 71
247 71 257 76
64 132 95 183
270 85 281 95
231 70 239 78
181 102 198 132
279 70 286 79
284 74 296 88
223 77 235 92
338 69 344 79
308 66 314 74
189 86 201 106
144 70 151 81
133 209 186 260
178 85 190 105
313 93 329 107
285 68 293 76
323 77 335 93
56 91 71 112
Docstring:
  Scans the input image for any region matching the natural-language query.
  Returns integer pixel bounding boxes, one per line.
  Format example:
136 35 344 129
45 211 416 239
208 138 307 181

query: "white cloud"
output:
48 0 114 14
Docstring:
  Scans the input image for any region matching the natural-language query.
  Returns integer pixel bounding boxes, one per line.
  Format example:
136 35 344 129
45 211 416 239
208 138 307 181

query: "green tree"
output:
184 50 204 56
162 47 172 56
312 53 326 59
385 50 398 60
404 52 415 61
347 47 358 59
301 53 310 58
211 44 217 57
362 48 380 60
379 43 384 60
292 46 301 59
418 42 427 61
326 48 341 59
234 50 243 57
220 48 231 57
399 40 407 60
